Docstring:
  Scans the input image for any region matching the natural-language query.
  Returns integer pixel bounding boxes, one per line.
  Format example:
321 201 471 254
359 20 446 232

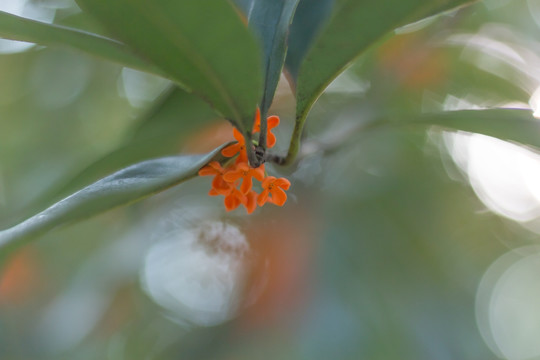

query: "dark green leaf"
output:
284 0 335 87
0 10 159 74
295 0 476 121
0 144 228 253
246 0 300 118
75 0 263 134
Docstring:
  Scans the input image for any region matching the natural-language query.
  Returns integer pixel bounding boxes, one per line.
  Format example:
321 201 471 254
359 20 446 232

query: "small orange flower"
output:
198 161 232 195
201 109 290 214
221 128 248 163
224 187 246 211
223 162 265 194
257 176 291 207
253 109 280 148
243 190 258 214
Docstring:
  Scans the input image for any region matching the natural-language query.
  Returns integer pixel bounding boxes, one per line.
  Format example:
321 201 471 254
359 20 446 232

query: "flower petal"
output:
235 148 248 163
221 143 241 157
243 191 258 214
275 177 291 190
199 161 222 176
261 176 276 189
267 133 277 148
267 116 280 128
208 161 223 170
240 175 253 194
224 193 241 211
252 165 265 181
236 162 250 172
233 128 245 143
257 189 270 206
212 176 231 190
270 187 287 206
198 167 217 176
223 169 242 182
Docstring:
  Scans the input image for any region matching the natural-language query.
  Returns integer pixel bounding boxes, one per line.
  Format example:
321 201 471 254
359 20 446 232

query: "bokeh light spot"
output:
141 221 249 327
477 247 540 360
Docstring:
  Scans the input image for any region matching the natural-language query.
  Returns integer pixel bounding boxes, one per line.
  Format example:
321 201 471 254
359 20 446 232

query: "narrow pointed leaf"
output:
284 0 335 87
295 0 477 121
246 0 300 118
0 144 229 253
0 11 159 74
402 109 540 149
75 0 262 133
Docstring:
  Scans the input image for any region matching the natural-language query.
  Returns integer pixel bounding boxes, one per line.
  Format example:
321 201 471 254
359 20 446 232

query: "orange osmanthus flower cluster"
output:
198 110 291 214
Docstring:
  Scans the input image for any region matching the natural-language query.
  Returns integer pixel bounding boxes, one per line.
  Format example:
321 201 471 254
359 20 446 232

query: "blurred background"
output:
2 0 540 359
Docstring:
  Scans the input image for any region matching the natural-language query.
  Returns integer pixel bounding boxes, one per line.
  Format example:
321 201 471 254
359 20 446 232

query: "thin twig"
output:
281 105 310 166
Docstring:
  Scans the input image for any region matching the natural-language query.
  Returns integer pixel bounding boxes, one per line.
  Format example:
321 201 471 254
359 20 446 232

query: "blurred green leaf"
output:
0 10 158 74
245 0 300 119
75 0 263 134
403 109 540 148
294 0 475 121
0 144 228 254
23 87 218 215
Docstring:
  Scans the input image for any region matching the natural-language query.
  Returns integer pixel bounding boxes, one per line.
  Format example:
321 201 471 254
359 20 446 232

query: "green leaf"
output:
0 10 159 74
295 0 476 121
284 0 335 87
246 0 301 119
0 144 228 254
231 0 253 15
75 0 263 134
403 109 540 148
18 87 218 218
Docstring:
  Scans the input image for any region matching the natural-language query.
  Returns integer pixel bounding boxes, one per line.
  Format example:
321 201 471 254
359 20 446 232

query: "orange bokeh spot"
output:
237 210 315 331
183 120 235 154
0 247 41 305
378 32 448 90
